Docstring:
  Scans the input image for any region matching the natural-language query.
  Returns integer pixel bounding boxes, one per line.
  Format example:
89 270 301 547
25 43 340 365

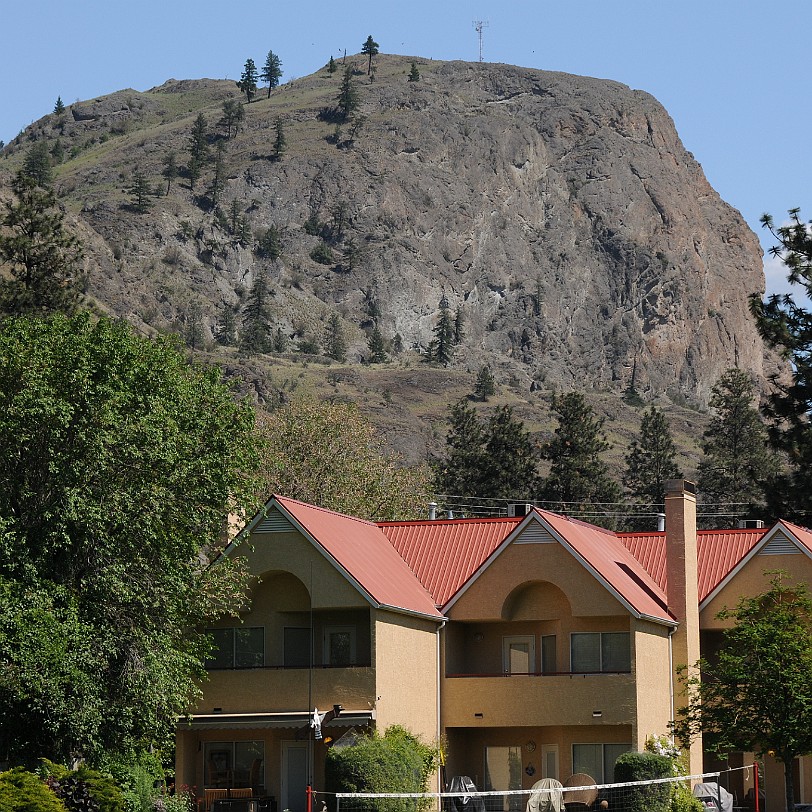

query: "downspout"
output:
668 625 676 734
437 618 447 799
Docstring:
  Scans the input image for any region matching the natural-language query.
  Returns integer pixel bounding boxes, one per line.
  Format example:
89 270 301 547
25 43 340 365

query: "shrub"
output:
325 725 438 812
41 762 124 812
310 242 334 265
613 751 672 812
0 767 67 811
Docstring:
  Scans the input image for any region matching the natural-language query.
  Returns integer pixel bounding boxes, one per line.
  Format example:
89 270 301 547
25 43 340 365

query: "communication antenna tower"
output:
473 19 489 62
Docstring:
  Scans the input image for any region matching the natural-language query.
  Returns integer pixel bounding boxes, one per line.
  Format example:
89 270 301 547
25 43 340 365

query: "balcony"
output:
200 665 375 714
441 671 636 728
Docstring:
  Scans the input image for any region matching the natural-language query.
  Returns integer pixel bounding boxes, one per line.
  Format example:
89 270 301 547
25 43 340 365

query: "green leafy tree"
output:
239 273 273 354
337 65 359 121
273 116 286 161
53 96 65 115
325 725 438 810
540 392 622 516
361 35 380 75
261 50 283 98
257 399 432 520
0 314 259 765
408 62 420 82
474 365 496 401
128 167 152 213
367 325 388 363
325 312 347 361
623 406 682 503
219 98 245 140
161 151 178 195
751 209 812 520
673 573 812 812
237 58 259 103
0 172 83 316
22 141 53 186
697 369 779 511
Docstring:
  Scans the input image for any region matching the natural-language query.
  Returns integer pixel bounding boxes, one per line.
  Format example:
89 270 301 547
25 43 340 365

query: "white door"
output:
541 745 559 780
502 635 535 674
281 741 309 812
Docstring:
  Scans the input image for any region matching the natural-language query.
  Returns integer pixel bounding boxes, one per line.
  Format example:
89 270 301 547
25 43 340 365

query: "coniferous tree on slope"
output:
240 274 273 354
237 58 259 103
361 35 379 75
261 50 283 98
623 405 682 504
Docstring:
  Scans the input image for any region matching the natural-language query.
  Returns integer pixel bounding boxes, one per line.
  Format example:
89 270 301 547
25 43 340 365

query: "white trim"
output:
699 522 811 611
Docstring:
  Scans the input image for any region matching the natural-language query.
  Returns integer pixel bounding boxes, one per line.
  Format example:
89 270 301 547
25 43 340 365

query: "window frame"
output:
570 632 630 673
206 626 265 669
324 625 357 666
502 635 536 675
571 742 630 784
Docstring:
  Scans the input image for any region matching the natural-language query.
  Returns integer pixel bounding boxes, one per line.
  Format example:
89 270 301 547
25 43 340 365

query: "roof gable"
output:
244 496 443 620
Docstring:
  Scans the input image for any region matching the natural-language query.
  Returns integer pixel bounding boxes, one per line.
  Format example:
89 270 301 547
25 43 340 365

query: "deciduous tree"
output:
257 398 431 520
673 573 812 812
0 172 82 316
0 314 259 765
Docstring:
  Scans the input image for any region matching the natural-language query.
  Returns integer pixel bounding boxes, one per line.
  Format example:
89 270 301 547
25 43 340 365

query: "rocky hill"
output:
0 54 778 476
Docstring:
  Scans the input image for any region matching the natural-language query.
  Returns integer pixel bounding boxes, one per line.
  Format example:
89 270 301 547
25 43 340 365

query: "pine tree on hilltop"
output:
261 50 283 99
408 62 420 82
337 66 359 122
361 35 379 75
237 58 259 103
53 96 65 115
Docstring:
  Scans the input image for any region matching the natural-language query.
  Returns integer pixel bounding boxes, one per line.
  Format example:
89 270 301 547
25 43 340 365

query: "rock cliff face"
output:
1 55 772 408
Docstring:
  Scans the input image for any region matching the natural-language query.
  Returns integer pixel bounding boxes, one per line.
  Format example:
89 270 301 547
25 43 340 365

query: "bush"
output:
310 241 334 265
613 751 672 812
40 762 124 812
325 726 438 812
0 767 67 811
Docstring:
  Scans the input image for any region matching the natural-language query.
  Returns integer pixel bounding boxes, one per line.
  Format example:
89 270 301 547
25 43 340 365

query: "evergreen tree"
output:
50 139 64 164
237 58 259 103
427 297 454 365
220 98 245 139
162 151 178 195
261 50 283 99
257 225 282 260
482 405 541 499
408 62 420 82
337 66 359 121
208 142 227 208
128 167 152 213
237 215 252 247
22 142 53 187
752 209 812 520
0 172 82 316
367 325 388 363
272 326 289 352
229 198 242 235
325 313 347 362
361 35 379 75
436 399 488 497
697 368 780 510
239 274 273 354
623 406 682 503
187 114 210 190
453 307 465 344
474 365 496 401
540 392 622 516
53 96 65 115
183 303 205 350
328 56 337 74
273 116 286 161
214 302 237 346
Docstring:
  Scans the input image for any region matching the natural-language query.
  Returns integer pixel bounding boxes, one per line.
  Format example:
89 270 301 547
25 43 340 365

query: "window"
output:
572 743 630 783
284 627 311 667
503 635 535 674
206 627 264 669
204 740 264 788
541 635 557 674
570 632 630 673
324 626 356 666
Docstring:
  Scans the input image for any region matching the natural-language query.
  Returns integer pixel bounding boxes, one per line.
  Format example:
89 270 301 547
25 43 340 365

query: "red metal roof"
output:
379 517 522 607
274 496 443 619
618 529 766 602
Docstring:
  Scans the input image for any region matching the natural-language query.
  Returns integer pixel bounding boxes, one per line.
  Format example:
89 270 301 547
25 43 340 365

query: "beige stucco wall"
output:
373 609 440 745
631 619 673 750
701 540 812 628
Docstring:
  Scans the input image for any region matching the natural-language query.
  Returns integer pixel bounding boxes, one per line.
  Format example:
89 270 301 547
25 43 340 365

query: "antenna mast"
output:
473 19 489 63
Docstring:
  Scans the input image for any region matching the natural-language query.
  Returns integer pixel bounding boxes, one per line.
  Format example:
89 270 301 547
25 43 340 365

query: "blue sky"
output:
1 1 809 299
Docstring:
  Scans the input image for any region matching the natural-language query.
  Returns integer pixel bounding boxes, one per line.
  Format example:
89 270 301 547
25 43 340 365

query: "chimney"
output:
428 502 437 521
664 479 702 773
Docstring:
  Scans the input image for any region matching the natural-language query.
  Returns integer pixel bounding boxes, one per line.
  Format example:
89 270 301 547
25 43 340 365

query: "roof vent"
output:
507 503 532 518
737 519 765 529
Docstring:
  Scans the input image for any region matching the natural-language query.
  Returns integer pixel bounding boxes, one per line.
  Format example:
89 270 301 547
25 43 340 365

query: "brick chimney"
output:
664 479 703 773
